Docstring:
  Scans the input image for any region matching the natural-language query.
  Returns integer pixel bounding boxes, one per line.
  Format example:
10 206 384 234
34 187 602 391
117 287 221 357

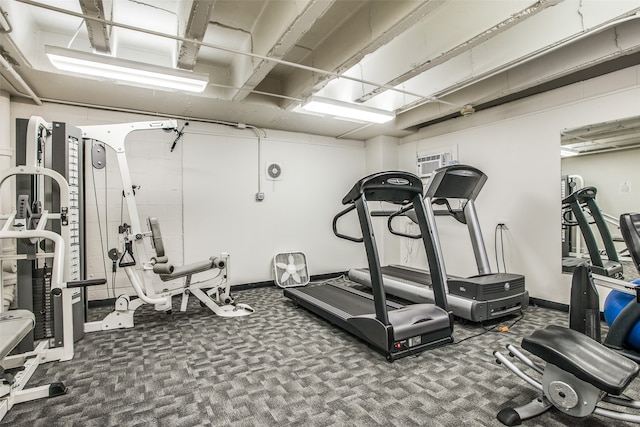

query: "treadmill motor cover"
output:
447 273 525 300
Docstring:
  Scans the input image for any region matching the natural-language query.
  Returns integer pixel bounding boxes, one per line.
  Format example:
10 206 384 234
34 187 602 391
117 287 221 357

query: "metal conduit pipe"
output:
15 0 445 105
0 54 42 105
11 1 640 116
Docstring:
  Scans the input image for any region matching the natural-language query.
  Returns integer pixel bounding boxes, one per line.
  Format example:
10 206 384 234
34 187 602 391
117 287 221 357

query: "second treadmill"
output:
348 165 528 322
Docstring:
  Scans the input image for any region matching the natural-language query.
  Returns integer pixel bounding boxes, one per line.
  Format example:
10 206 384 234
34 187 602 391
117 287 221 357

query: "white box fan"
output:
273 252 309 288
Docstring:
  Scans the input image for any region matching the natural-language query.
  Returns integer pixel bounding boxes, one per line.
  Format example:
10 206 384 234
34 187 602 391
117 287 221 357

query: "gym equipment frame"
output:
496 263 640 425
285 171 453 361
349 164 528 322
0 228 101 422
494 324 640 425
561 186 623 278
78 119 253 331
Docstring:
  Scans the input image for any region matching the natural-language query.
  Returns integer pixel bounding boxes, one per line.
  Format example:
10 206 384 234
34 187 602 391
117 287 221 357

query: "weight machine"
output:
78 119 254 331
2 114 257 420
0 150 105 421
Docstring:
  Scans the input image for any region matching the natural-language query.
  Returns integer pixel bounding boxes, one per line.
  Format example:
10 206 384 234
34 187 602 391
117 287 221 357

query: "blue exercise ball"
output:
604 279 640 352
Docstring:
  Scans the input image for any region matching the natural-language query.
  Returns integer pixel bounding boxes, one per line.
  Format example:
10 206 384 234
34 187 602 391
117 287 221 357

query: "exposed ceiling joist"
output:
3 0 640 141
177 0 215 70
231 0 336 102
78 0 110 54
277 0 446 108
355 0 561 103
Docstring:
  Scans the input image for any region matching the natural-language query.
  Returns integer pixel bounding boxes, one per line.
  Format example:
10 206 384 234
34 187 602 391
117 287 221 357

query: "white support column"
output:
0 91 12 311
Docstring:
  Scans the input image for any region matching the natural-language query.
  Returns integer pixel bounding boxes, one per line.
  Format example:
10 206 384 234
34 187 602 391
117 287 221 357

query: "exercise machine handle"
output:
51 278 108 295
332 204 364 243
387 204 422 239
67 278 108 288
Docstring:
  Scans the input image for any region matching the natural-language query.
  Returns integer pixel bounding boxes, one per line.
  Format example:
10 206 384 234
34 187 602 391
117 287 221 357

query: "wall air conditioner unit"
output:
416 152 452 178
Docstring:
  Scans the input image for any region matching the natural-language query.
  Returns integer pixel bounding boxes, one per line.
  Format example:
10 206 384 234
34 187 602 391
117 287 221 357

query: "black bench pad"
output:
522 325 639 395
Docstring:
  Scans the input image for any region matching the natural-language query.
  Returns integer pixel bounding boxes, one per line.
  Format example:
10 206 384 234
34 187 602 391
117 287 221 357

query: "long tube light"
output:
301 96 395 124
560 148 579 157
45 45 208 93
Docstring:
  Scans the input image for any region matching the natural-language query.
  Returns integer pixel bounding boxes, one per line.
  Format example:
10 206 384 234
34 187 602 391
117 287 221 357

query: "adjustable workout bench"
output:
147 217 254 317
495 324 640 425
1 310 66 421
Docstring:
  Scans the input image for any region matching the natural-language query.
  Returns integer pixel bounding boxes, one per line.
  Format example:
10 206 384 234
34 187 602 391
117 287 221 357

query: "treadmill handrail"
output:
333 204 364 243
565 186 621 271
388 204 422 239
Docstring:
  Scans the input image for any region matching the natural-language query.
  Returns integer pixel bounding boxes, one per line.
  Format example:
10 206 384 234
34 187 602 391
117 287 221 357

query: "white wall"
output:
363 135 403 267
398 65 640 305
182 122 367 285
8 103 366 300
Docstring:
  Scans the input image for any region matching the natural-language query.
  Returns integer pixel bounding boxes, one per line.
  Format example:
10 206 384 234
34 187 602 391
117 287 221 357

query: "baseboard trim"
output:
530 297 607 320
530 297 568 313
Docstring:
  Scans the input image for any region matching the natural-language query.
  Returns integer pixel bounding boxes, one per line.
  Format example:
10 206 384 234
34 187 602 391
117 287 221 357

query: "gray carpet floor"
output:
2 279 640 427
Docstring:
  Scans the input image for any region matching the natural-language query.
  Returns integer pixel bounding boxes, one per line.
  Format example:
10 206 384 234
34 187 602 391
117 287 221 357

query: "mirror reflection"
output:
560 116 640 281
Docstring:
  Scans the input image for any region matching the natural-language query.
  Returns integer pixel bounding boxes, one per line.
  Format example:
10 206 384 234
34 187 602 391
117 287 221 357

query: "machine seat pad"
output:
0 310 35 360
159 258 215 281
522 325 639 395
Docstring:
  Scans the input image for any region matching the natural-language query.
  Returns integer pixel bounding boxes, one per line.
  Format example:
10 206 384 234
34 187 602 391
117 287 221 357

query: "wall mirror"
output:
560 115 640 280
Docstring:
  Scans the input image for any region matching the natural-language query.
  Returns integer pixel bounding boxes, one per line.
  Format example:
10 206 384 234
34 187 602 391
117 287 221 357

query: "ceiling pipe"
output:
15 0 448 107
0 54 42 105
0 7 12 33
15 0 640 120
0 4 40 104
398 10 640 116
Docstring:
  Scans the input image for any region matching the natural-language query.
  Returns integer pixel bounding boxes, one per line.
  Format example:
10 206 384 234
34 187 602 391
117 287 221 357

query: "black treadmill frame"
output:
284 171 453 361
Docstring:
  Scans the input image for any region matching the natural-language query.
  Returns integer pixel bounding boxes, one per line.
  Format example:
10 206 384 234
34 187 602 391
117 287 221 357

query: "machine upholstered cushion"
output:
158 258 215 281
0 310 35 360
522 325 639 395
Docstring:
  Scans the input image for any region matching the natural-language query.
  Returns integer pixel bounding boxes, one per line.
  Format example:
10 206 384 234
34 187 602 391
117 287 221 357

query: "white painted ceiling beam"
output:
396 18 640 129
280 0 445 108
320 0 640 114
177 0 215 71
349 0 554 103
78 0 111 54
229 0 336 102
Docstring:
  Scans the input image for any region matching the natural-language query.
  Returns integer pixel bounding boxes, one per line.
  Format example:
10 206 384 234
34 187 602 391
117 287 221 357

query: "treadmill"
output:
284 171 453 362
348 165 528 322
561 186 623 278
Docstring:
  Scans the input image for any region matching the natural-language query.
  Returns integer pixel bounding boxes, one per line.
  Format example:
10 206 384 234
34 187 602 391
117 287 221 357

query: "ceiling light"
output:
45 45 208 93
300 96 395 124
560 148 579 157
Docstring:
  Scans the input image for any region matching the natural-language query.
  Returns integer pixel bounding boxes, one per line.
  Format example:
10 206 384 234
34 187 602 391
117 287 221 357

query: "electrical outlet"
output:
497 221 508 230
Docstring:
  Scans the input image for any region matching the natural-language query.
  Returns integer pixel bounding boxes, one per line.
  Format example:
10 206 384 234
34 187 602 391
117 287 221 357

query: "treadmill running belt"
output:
380 265 433 286
300 284 396 316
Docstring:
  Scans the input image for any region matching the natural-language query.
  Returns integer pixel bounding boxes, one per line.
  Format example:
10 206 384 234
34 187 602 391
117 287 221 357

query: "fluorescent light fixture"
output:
45 45 208 93
300 96 395 124
560 148 579 157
